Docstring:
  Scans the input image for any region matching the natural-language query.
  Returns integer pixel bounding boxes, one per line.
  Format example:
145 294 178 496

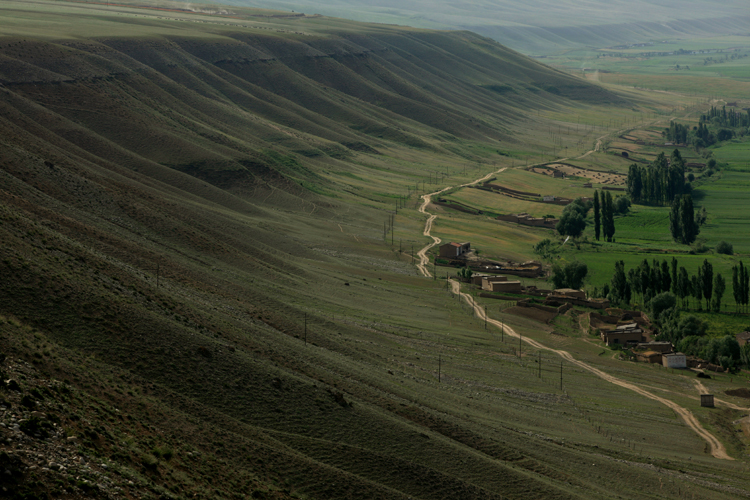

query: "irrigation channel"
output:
415 166 732 461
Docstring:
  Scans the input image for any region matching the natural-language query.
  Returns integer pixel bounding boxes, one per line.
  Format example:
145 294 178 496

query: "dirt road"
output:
449 280 733 460
416 168 505 277
413 165 733 460
693 380 750 412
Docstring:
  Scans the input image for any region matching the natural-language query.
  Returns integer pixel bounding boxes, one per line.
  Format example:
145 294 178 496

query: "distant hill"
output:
221 0 750 53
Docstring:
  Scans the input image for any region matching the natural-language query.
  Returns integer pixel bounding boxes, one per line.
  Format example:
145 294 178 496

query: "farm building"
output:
486 281 522 294
600 323 644 346
543 195 555 202
439 242 470 258
736 331 750 346
662 352 687 369
471 274 490 286
636 351 662 364
482 276 521 293
481 276 507 289
554 288 586 299
636 341 673 353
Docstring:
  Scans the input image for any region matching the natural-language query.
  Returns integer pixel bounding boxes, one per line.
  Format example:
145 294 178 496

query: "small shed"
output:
700 394 714 408
663 352 687 369
543 195 555 202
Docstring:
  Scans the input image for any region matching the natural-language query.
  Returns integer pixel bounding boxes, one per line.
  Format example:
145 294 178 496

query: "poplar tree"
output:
713 274 725 312
700 259 713 310
593 190 601 241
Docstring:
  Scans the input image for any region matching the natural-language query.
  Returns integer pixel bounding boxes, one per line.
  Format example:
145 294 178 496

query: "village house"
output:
636 341 673 353
481 276 522 293
486 280 522 294
438 241 470 259
662 352 687 369
600 323 644 346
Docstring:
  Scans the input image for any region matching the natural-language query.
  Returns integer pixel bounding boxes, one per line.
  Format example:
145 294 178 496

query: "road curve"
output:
449 281 732 460
413 165 732 460
416 168 506 277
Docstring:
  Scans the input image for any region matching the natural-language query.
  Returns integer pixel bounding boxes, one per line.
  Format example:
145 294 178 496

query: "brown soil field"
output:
533 164 626 186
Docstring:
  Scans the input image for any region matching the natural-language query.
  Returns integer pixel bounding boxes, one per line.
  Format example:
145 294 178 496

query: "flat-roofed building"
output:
663 352 687 369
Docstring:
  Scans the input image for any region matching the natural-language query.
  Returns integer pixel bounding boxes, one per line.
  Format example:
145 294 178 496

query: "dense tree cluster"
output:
602 257 736 314
626 150 687 205
664 106 749 150
555 197 591 238
701 105 750 129
551 261 588 290
663 122 689 144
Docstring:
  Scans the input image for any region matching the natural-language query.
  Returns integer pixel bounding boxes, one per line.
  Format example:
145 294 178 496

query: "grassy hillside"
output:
1 1 750 499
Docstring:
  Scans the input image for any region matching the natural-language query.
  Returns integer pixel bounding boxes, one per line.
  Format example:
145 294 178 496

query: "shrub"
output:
19 416 52 439
715 241 733 255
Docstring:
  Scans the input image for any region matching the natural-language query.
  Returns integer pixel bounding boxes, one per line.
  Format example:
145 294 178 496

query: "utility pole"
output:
484 306 487 330
538 351 541 378
560 360 563 390
438 355 441 383
304 313 307 346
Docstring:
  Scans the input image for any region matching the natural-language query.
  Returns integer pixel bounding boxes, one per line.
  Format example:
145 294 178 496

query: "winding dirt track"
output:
416 168 506 277
415 166 733 460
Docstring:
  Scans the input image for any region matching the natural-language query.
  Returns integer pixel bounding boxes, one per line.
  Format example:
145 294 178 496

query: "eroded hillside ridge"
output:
0 31 622 190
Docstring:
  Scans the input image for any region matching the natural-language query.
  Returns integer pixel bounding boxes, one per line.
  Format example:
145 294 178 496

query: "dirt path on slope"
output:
412 164 733 460
448 280 733 460
415 168 505 277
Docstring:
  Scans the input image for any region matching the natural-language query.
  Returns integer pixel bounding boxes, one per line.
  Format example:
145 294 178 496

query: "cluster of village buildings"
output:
438 241 748 378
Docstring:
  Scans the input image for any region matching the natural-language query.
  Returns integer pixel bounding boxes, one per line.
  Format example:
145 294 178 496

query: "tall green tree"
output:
691 275 702 310
713 274 726 312
670 257 678 294
669 196 682 242
660 260 671 293
610 260 630 305
680 195 699 244
700 259 713 310
677 266 690 308
593 190 601 241
603 191 615 242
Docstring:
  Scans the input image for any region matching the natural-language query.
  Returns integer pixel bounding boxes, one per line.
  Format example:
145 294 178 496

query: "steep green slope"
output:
1 2 748 500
